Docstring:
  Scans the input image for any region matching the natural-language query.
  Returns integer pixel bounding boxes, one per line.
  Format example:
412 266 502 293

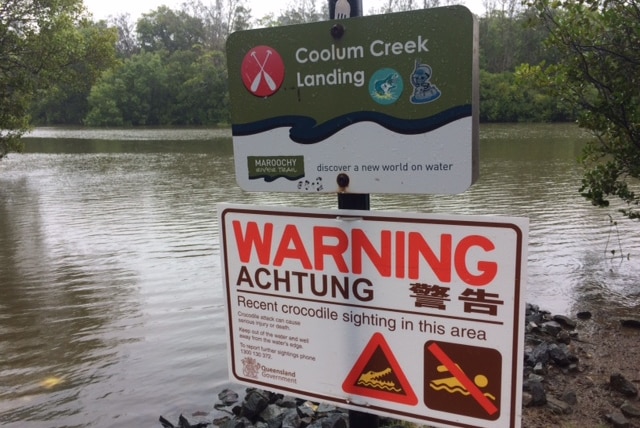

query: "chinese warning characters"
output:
410 283 505 316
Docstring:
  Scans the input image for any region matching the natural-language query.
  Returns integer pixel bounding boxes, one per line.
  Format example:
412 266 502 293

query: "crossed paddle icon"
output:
249 49 277 93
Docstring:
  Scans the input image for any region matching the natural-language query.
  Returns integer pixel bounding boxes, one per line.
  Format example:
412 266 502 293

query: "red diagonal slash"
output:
427 342 498 416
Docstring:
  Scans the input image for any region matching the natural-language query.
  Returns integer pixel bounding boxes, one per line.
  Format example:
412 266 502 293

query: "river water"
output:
0 124 638 427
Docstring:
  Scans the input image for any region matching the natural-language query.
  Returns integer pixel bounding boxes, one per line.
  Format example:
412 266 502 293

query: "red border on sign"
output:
342 333 418 405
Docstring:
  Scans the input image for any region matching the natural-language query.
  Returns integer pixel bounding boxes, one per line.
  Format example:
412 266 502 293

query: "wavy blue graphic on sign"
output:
232 105 472 144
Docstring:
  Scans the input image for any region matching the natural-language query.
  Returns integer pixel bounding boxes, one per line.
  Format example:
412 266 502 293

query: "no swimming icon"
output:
424 341 502 420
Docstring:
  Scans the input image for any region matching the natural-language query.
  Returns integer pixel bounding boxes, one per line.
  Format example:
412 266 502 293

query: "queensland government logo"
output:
242 357 261 379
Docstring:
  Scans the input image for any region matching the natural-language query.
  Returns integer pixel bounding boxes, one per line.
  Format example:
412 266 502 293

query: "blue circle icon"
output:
369 68 404 105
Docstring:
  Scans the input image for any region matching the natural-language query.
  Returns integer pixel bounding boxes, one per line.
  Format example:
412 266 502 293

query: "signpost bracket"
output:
338 193 370 210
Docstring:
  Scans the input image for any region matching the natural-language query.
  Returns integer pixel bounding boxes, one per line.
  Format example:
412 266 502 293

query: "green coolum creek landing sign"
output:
226 6 479 194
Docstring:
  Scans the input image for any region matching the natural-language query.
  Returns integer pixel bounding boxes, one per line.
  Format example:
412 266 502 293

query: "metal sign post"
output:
328 0 370 211
330 1 375 426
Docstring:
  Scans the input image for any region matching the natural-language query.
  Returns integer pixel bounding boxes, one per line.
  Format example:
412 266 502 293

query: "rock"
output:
561 390 578 405
307 413 348 428
523 379 547 406
610 373 639 397
557 330 572 344
316 403 339 414
526 321 540 333
259 404 285 426
533 362 545 375
556 330 571 345
553 314 577 329
276 396 298 409
526 341 551 367
223 417 253 428
541 320 564 336
606 411 630 428
178 414 209 428
526 303 540 313
158 414 209 428
620 401 640 418
548 343 572 367
297 404 315 419
212 416 232 426
547 396 572 414
159 416 175 428
576 311 592 320
620 319 640 329
525 304 548 325
218 389 240 406
241 389 270 419
528 373 544 383
281 408 301 428
205 388 352 428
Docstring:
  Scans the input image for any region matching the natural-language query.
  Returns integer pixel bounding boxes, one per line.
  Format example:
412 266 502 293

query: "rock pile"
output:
215 389 349 428
523 304 639 427
160 388 352 428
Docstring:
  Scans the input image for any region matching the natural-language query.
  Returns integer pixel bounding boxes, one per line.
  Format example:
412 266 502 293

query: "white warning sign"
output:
218 203 528 428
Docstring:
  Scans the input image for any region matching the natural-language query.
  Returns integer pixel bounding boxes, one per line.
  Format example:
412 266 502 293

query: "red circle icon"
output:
240 46 285 97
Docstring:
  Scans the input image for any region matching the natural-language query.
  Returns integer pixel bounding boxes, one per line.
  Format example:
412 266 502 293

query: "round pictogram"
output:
369 68 404 105
240 46 285 97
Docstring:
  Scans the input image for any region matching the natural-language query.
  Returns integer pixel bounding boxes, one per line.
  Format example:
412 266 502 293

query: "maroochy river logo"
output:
241 45 285 97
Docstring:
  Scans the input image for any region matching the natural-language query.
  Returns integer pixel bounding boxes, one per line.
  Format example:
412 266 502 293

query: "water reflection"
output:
0 175 140 426
0 124 637 427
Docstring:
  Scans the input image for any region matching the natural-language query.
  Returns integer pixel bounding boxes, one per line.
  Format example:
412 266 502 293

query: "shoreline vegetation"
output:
20 2 576 131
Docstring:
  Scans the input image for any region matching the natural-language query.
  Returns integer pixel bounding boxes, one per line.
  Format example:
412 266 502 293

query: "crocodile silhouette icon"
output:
357 368 402 392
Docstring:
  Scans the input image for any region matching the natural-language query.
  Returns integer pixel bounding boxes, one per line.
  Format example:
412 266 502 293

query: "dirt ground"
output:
522 307 640 427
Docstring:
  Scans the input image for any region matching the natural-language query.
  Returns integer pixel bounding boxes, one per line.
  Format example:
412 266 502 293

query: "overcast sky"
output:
83 0 485 22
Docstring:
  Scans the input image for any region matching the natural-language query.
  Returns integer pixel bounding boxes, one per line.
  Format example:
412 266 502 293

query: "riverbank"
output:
160 303 639 428
521 304 640 427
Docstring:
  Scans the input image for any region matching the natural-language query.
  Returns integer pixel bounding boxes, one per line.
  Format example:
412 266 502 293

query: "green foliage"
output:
84 70 125 126
86 51 170 126
0 0 86 158
168 50 230 125
17 0 611 136
137 6 206 53
81 0 246 128
85 48 229 127
529 0 640 218
31 19 119 125
479 67 574 122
